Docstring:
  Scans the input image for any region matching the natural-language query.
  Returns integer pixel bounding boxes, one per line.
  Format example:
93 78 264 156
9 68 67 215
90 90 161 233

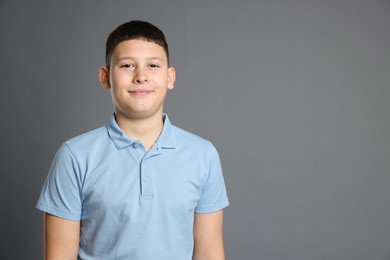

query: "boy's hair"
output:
105 20 169 68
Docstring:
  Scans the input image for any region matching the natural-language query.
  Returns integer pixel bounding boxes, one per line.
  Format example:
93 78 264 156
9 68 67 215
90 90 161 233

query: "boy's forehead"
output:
113 39 166 59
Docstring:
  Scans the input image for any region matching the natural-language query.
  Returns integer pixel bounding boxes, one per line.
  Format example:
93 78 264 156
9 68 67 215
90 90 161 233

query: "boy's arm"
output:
44 213 80 260
193 210 225 260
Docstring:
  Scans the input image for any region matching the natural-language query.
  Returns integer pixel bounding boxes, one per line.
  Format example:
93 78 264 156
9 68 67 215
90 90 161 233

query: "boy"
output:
36 20 229 260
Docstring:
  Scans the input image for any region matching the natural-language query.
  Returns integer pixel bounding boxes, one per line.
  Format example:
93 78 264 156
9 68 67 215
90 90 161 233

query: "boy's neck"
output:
115 112 164 151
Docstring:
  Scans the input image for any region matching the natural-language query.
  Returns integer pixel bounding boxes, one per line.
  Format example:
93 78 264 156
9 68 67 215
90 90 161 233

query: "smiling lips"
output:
128 89 153 96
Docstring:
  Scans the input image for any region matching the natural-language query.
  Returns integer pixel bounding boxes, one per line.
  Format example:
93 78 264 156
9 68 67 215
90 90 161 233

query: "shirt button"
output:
132 143 139 148
143 178 149 183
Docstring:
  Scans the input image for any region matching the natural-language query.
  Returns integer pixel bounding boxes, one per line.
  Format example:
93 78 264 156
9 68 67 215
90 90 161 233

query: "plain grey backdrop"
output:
1 0 389 259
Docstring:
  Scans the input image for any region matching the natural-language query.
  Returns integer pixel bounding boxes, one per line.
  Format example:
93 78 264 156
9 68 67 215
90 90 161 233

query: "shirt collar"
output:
106 113 177 150
155 114 177 150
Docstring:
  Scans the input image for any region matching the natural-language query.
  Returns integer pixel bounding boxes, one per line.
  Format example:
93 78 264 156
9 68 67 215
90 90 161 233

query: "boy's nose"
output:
133 69 148 84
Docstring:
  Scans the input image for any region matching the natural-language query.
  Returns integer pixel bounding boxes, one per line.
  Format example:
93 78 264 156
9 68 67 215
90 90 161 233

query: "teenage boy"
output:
36 20 229 260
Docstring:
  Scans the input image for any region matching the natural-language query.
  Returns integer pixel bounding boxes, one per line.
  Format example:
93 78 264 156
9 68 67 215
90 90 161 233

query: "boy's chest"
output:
80 151 205 219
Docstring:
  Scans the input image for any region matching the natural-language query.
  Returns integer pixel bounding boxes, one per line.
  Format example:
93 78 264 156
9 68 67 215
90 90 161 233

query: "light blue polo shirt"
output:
36 114 229 260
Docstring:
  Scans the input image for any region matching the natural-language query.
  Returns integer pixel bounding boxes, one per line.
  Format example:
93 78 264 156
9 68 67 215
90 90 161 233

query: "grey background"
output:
1 0 389 259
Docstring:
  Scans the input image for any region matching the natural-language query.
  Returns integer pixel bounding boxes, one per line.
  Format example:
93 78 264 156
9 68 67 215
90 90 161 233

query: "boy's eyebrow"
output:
116 56 165 62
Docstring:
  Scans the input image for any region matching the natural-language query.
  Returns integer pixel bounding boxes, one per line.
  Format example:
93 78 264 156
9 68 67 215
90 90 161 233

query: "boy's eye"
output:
149 64 160 68
120 64 133 68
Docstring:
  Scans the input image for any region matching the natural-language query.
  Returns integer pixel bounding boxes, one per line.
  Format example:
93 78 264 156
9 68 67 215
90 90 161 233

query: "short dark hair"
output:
105 20 169 68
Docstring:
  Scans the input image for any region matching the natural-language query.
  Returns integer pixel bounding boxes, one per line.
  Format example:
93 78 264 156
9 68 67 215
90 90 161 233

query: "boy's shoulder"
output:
170 124 216 152
172 125 207 142
64 125 108 149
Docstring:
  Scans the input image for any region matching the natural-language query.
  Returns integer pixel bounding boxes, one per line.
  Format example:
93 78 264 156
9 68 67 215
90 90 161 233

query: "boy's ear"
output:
167 67 176 90
99 66 110 89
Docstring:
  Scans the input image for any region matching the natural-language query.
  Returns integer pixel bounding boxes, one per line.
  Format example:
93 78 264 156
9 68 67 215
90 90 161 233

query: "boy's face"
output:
100 39 175 121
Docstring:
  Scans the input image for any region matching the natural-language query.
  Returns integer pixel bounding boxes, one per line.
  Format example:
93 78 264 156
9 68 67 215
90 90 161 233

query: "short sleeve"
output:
36 143 83 220
195 143 229 213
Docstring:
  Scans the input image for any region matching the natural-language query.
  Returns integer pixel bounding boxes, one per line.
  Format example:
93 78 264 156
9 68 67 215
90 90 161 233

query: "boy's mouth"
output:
128 89 153 96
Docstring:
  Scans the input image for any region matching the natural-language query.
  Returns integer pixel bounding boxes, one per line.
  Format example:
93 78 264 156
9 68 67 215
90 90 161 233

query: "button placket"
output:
140 159 152 197
139 148 161 198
